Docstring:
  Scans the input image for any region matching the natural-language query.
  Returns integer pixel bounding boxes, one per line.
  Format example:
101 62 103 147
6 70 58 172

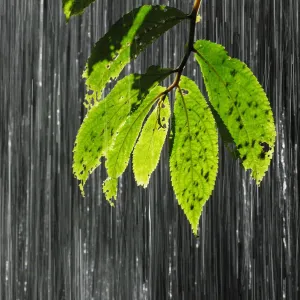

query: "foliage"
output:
170 76 219 234
64 1 276 235
63 0 96 22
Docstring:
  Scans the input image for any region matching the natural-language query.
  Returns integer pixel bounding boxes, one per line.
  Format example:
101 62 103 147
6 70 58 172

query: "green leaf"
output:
63 0 96 22
102 177 118 204
104 86 165 201
84 5 186 106
170 76 219 235
73 66 170 195
194 39 276 183
133 98 170 187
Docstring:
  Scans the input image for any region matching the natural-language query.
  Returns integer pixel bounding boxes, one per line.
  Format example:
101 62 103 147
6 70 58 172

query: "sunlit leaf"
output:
63 0 96 22
170 76 219 235
104 86 165 201
73 67 170 195
133 98 170 187
194 39 276 183
102 177 118 204
84 5 186 107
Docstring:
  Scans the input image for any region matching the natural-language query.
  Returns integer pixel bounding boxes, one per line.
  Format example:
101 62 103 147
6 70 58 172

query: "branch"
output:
157 0 203 100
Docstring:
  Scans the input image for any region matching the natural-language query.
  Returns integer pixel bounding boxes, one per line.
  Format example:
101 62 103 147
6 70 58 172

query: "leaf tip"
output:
103 177 118 204
191 222 199 236
79 181 85 197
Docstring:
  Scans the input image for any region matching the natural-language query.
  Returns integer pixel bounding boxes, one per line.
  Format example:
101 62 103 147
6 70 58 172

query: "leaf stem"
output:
158 0 203 99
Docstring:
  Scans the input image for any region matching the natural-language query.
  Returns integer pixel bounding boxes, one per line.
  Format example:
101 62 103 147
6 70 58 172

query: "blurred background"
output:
0 0 299 299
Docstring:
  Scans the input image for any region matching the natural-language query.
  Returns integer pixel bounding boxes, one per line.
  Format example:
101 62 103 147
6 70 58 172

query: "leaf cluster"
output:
64 1 276 234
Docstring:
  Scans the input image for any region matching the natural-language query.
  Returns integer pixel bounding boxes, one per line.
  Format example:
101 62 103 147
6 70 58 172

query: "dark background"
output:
1 0 299 299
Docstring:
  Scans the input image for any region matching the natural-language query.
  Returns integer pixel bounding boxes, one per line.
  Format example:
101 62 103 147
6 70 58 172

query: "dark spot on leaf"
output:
230 69 237 77
228 107 234 116
201 168 203 175
204 172 209 180
195 131 199 137
237 144 242 149
182 89 189 95
186 157 191 162
131 103 140 112
239 124 244 129
234 100 238 106
84 146 88 152
222 58 226 64
83 164 86 170
258 151 266 159
251 140 256 147
235 92 239 99
247 101 252 107
265 110 270 115
236 116 241 122
259 141 270 152
190 205 194 210
225 82 230 87
242 155 247 161
80 158 84 164
254 114 257 119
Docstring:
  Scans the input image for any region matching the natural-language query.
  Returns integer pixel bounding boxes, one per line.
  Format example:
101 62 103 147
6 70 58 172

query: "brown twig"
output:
155 0 203 102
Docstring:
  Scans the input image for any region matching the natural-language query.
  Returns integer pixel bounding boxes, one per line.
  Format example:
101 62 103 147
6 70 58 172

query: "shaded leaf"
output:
133 98 170 187
208 101 240 159
63 0 96 22
194 39 276 183
104 86 165 201
84 5 186 106
73 67 170 195
170 76 219 235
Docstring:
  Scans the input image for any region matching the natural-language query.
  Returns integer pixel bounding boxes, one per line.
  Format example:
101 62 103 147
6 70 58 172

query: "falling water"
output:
0 0 299 299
